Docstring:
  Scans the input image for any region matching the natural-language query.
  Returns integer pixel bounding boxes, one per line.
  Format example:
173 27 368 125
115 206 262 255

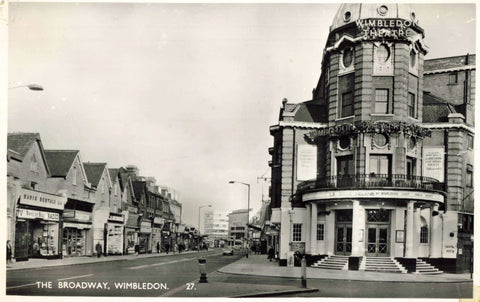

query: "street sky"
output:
6 2 476 226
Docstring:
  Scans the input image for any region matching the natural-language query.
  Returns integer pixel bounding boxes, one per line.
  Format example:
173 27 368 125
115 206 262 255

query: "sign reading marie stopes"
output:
356 19 418 40
20 188 66 210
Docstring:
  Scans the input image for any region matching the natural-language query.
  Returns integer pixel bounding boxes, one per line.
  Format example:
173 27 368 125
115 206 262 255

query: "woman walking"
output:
6 240 12 266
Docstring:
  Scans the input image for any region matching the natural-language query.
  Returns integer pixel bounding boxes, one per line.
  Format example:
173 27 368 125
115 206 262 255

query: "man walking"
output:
95 242 102 258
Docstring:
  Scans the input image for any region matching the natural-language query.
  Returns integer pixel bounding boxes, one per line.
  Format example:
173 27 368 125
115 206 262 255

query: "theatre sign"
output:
356 18 418 40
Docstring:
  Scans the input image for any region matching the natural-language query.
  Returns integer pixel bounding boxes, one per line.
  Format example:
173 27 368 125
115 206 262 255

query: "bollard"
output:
301 255 307 288
198 257 208 283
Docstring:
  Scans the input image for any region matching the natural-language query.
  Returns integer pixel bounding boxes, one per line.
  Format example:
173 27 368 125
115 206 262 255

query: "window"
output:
449 73 458 85
341 92 354 117
410 50 416 68
408 93 416 118
292 223 302 242
406 157 416 180
317 224 325 241
467 135 474 150
343 48 353 68
337 155 354 176
420 226 428 244
30 154 38 172
373 133 388 147
374 89 389 113
72 166 77 185
369 155 391 175
466 165 473 187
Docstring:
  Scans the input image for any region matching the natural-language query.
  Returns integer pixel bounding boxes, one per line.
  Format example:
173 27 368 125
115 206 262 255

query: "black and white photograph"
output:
3 1 477 300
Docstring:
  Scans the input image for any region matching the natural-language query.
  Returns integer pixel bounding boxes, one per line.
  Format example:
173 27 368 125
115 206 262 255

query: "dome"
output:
330 3 418 33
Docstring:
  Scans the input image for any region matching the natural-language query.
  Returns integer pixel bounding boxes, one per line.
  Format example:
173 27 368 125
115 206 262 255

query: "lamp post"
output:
9 84 44 91
198 205 211 252
228 180 250 255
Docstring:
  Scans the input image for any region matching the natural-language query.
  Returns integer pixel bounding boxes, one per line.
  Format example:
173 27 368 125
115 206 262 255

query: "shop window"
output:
466 165 473 187
374 89 389 114
317 224 325 240
341 92 354 117
292 223 302 242
449 73 458 85
420 226 428 244
408 92 416 118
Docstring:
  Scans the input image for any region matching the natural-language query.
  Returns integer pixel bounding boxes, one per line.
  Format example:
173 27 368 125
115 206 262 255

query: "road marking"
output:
57 274 93 281
128 252 223 270
7 282 39 290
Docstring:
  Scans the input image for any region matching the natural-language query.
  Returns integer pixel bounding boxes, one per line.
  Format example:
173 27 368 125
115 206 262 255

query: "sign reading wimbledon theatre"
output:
20 188 66 210
356 19 417 40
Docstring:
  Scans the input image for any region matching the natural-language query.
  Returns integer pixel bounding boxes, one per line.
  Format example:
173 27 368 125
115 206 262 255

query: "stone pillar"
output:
310 203 318 255
305 204 311 254
405 201 415 258
351 200 363 256
430 204 441 258
279 207 291 265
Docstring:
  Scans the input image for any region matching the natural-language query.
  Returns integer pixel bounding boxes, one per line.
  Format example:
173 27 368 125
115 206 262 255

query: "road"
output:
7 249 241 297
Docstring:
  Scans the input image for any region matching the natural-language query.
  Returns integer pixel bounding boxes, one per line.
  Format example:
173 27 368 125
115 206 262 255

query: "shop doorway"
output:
63 228 86 257
365 209 390 257
335 210 352 256
15 221 29 261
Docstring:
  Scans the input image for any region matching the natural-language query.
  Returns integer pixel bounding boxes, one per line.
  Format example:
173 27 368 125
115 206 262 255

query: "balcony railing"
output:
297 174 445 193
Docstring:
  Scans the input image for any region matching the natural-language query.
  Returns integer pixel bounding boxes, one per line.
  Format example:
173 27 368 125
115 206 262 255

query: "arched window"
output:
410 49 417 68
420 216 428 243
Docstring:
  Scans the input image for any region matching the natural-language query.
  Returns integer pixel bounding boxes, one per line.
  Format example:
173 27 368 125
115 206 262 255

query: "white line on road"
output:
128 257 197 270
7 282 39 290
57 274 94 281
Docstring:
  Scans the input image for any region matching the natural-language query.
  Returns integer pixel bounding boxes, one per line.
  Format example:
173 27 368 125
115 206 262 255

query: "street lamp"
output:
228 180 251 250
9 84 44 91
198 205 211 252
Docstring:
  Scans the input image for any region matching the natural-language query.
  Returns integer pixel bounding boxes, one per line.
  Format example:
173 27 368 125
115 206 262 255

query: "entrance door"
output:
335 224 352 255
366 225 389 256
15 221 29 261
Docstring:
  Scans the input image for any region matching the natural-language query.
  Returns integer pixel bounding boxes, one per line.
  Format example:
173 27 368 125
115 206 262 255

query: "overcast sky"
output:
7 2 476 226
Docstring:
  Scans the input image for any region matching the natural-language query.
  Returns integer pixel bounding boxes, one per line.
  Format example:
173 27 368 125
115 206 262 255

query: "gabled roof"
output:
108 168 120 183
423 91 457 123
44 150 79 177
83 163 109 187
132 181 147 200
8 132 51 175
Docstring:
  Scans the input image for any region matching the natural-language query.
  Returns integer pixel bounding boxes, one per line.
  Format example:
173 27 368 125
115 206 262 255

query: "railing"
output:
297 174 445 193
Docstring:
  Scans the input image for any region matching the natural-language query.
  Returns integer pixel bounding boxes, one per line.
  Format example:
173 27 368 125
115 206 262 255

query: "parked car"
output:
222 247 234 256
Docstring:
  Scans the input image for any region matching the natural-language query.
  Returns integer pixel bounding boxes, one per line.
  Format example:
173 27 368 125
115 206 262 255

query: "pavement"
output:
6 249 473 298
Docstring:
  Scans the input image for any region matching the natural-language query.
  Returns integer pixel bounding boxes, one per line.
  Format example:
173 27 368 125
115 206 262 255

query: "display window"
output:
62 228 86 257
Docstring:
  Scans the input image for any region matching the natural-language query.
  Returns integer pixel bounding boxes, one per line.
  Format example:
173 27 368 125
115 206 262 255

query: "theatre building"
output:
7 133 67 260
268 3 474 273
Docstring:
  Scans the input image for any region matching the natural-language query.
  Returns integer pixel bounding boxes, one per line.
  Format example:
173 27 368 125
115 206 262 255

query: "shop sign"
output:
356 19 417 40
422 147 445 182
63 210 75 218
63 222 91 229
19 188 66 210
108 214 124 223
75 211 91 221
304 189 444 203
17 208 59 221
289 242 305 253
140 221 152 233
153 217 164 225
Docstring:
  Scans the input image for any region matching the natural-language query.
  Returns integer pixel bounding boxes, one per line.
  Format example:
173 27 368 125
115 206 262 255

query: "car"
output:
222 247 234 256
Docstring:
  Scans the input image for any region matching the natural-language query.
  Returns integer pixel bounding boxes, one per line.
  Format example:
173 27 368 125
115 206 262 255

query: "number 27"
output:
186 283 195 290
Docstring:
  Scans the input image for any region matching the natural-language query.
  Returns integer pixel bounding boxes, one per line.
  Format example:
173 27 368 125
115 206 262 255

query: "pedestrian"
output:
6 240 12 266
165 243 169 254
268 246 274 261
156 242 160 253
95 242 102 258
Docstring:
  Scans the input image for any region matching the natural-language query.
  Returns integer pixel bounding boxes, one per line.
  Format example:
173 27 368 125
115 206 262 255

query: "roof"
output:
44 150 79 177
422 91 457 123
83 163 107 187
281 100 327 123
7 132 41 157
108 168 120 182
132 181 147 200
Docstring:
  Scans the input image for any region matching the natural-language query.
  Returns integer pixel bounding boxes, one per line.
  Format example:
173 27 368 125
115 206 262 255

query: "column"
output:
430 204 441 257
305 204 311 254
405 201 415 258
310 203 318 255
351 200 362 256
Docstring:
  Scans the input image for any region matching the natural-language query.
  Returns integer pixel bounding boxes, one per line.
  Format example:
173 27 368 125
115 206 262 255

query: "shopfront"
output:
106 213 124 255
139 220 152 254
125 213 139 255
152 217 164 253
14 188 66 261
62 203 93 257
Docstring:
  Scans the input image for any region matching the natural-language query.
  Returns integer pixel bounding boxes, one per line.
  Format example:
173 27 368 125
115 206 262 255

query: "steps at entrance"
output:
311 255 349 270
415 259 443 275
359 257 407 273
